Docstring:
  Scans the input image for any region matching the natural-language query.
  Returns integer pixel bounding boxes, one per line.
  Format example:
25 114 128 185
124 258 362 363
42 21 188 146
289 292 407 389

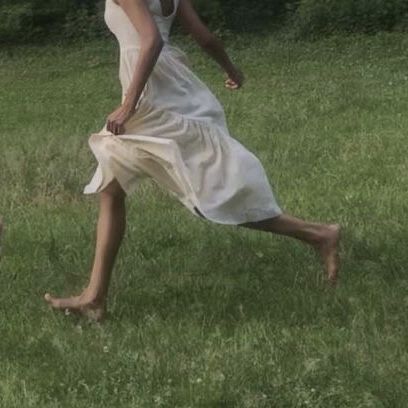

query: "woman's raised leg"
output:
241 214 340 285
44 179 126 321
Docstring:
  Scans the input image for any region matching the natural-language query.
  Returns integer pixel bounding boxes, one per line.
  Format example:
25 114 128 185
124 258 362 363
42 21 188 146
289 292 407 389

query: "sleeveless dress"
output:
84 0 283 225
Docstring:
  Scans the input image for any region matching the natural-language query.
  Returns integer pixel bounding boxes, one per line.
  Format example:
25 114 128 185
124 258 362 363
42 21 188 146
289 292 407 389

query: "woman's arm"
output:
107 0 163 134
176 0 244 89
118 0 164 108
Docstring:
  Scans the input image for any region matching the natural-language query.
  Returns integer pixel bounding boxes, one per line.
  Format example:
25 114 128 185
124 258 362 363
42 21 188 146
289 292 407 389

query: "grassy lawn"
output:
1 32 408 407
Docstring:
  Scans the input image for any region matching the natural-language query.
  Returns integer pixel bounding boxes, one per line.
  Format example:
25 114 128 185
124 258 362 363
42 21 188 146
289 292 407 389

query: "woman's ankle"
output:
81 288 106 306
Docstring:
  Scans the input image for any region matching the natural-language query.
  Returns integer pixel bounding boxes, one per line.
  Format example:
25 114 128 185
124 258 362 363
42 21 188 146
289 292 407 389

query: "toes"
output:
44 293 54 304
44 293 75 310
44 293 61 309
327 250 340 286
319 226 340 286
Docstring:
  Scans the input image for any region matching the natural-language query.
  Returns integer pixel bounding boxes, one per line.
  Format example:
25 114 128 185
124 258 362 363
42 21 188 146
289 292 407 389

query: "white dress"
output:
84 0 283 225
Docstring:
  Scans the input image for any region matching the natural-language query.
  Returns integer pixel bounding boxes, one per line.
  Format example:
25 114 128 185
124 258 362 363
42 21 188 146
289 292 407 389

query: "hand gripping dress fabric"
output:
84 0 283 225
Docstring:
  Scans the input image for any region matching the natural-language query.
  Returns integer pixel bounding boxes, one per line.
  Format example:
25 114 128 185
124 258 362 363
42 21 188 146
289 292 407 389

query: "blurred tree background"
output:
1 0 408 44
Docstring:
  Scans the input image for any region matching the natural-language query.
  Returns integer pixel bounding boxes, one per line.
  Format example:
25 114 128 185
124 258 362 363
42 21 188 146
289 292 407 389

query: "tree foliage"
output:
1 0 407 43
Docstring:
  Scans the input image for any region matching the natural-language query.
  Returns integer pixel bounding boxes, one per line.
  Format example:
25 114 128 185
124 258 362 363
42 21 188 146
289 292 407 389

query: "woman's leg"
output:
241 214 340 285
44 179 126 321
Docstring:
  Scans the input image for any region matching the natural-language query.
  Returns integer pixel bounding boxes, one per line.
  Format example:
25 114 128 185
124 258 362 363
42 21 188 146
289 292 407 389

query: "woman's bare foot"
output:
44 292 106 322
313 224 341 286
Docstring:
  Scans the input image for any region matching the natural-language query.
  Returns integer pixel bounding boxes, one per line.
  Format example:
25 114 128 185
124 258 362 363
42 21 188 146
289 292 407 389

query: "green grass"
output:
1 32 408 407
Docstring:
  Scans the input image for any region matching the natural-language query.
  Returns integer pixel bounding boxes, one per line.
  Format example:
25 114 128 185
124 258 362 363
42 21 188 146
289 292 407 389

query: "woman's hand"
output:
225 67 245 90
106 103 135 135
